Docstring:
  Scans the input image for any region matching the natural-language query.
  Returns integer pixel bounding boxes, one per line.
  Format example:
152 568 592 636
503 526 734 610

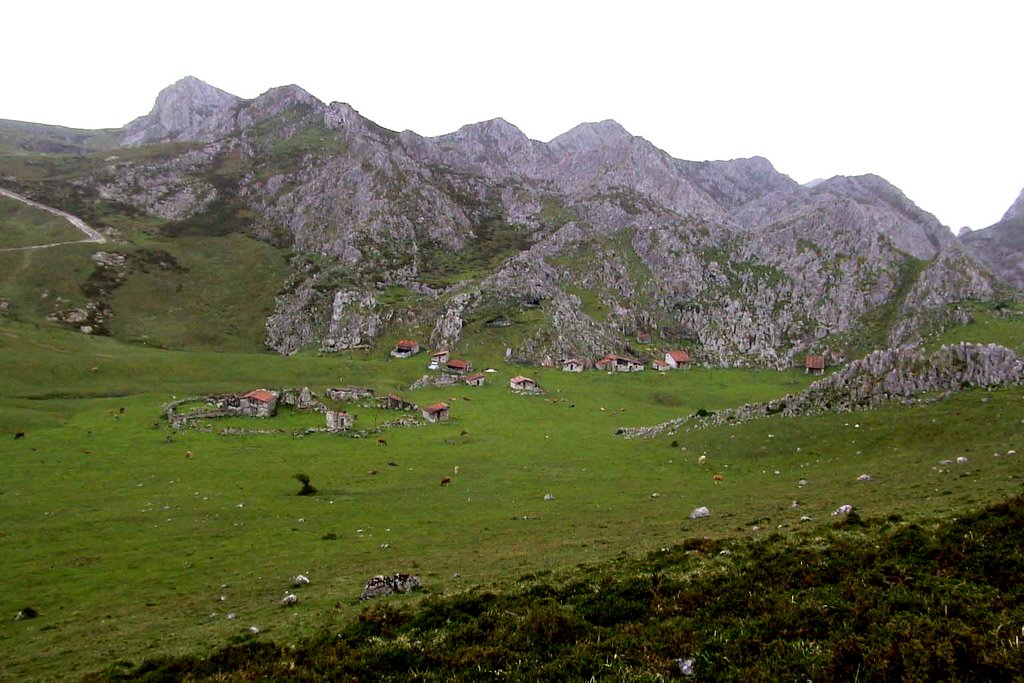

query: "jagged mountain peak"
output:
453 117 528 139
1001 186 1024 222
121 76 241 146
549 119 632 149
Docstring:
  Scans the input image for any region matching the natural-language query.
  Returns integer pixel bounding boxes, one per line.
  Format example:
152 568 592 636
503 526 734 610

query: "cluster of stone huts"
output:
393 341 487 387
558 349 692 373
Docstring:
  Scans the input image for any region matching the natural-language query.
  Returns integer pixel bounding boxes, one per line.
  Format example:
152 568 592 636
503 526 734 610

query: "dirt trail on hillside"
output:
0 186 106 252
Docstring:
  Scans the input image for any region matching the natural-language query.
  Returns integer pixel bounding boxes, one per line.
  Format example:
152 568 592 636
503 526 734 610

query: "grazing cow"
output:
713 473 724 484
454 465 460 475
697 455 707 466
387 460 398 467
376 438 387 446
118 407 125 414
14 432 25 440
440 476 452 487
367 469 378 475
185 450 193 459
460 430 469 437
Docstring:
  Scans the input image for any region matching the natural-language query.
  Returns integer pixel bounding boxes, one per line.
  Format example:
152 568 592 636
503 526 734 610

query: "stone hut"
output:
596 355 644 372
391 339 421 358
805 355 826 375
326 410 354 431
464 372 486 386
422 403 450 422
636 331 652 344
510 375 541 392
562 358 585 372
383 393 417 411
653 359 670 372
429 350 449 368
239 389 278 417
446 359 473 375
665 350 691 369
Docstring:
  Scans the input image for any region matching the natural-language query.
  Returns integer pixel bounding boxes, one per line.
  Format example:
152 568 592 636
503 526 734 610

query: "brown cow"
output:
376 438 387 446
185 450 193 459
713 473 724 483
440 477 452 487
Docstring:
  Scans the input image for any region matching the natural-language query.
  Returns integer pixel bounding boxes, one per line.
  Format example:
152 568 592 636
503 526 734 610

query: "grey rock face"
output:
1002 186 1024 223
93 78 1008 361
960 187 1024 290
359 573 421 600
121 76 242 145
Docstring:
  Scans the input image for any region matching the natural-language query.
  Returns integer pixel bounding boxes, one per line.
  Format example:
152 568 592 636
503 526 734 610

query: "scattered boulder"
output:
797 479 809 487
675 657 695 676
689 506 711 519
800 515 812 522
280 593 298 607
956 456 969 464
359 573 421 600
292 574 310 587
543 493 556 501
832 504 854 516
857 474 873 482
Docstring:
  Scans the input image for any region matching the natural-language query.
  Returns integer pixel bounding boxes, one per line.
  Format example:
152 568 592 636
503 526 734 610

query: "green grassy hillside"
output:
0 195 87 248
1 319 1023 680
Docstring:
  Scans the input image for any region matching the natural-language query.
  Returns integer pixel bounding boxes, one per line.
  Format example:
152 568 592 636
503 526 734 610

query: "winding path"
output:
0 186 106 252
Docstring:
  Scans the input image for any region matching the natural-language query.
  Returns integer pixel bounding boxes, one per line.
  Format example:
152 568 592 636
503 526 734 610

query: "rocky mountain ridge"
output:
960 186 1024 291
2 77 1015 365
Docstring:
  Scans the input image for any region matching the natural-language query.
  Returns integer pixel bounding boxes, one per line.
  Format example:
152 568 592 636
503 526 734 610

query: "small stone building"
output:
383 393 417 411
596 355 644 372
464 372 486 386
445 359 473 375
562 358 584 372
391 339 421 358
636 331 652 344
239 389 278 417
510 375 541 392
429 350 449 367
422 403 450 422
665 350 691 369
805 355 826 375
325 410 354 431
652 359 670 372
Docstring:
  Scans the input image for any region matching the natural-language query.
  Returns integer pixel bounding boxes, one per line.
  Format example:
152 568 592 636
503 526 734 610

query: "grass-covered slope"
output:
1 320 1023 680
95 494 1024 681
0 194 88 248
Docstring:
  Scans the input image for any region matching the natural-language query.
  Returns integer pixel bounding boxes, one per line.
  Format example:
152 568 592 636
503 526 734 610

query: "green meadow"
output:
0 195 87 249
1 319 1023 680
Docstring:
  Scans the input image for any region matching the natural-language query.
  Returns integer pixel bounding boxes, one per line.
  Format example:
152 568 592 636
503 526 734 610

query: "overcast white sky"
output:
2 1 1020 229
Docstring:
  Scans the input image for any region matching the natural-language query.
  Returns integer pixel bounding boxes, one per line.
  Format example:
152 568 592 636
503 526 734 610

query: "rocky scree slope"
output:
7 76 1007 364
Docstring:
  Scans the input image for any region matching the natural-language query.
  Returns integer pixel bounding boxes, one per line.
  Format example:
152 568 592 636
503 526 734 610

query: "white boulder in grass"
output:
956 456 969 464
280 593 298 607
689 506 711 519
832 504 854 516
857 474 873 482
292 574 310 587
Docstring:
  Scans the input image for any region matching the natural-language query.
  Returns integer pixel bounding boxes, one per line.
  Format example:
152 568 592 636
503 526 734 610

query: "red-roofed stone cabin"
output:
636 331 652 344
665 349 691 369
652 359 670 372
239 389 278 417
446 359 473 375
391 339 421 358
597 355 644 372
422 403 450 422
325 410 353 431
464 372 486 386
509 375 540 392
805 355 826 375
562 358 585 372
